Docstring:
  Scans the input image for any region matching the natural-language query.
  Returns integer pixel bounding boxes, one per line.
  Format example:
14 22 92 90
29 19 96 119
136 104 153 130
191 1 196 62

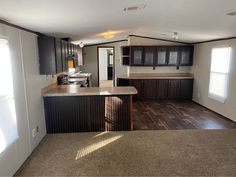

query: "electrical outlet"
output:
32 128 36 138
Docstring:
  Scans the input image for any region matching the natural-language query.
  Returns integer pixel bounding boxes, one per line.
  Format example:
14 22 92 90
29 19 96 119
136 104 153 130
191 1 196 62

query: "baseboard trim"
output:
191 100 236 123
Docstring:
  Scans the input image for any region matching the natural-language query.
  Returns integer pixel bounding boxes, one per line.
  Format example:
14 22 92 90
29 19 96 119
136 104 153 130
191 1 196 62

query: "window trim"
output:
208 47 231 103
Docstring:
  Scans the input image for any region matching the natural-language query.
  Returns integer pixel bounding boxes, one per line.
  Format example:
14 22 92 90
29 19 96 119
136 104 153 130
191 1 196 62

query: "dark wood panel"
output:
61 40 68 71
88 96 105 132
105 96 131 131
44 96 105 133
156 79 168 99
129 79 143 100
44 95 133 133
168 80 181 99
117 78 193 100
38 36 56 75
55 39 63 73
143 80 156 99
180 79 193 99
133 100 236 130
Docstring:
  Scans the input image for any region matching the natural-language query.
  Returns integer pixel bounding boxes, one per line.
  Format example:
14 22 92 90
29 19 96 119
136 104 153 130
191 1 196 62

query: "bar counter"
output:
42 85 137 133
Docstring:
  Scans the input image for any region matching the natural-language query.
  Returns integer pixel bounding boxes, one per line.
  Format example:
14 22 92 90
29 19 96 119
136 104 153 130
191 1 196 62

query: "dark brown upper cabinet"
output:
38 36 63 75
144 47 155 66
122 45 194 67
156 46 168 66
55 38 63 73
131 46 144 66
61 40 68 71
122 46 130 65
168 46 179 66
179 46 193 66
38 35 78 75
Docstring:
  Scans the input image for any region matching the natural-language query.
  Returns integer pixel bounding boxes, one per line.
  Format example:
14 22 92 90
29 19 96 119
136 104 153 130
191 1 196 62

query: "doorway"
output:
98 47 115 87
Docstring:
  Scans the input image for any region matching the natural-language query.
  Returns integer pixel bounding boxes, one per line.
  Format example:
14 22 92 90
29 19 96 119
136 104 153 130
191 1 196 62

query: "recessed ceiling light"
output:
226 11 236 16
123 4 146 12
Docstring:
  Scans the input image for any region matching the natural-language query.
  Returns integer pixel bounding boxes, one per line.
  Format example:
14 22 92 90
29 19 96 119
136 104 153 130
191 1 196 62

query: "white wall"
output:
82 40 128 86
192 39 236 122
0 23 30 177
0 23 54 176
20 30 54 150
128 36 192 74
98 48 109 80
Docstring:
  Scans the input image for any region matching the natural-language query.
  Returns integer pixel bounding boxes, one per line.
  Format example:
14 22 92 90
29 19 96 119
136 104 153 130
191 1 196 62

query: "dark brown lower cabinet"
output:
143 80 156 99
180 79 194 99
168 80 181 99
130 79 143 100
117 78 193 100
156 79 168 99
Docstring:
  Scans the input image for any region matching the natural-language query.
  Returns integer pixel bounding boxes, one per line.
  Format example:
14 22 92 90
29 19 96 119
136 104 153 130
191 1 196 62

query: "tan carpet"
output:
15 130 236 176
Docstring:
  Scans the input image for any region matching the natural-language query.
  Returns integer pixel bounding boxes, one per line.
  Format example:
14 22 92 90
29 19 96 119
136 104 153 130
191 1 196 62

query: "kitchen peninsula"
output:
42 85 137 133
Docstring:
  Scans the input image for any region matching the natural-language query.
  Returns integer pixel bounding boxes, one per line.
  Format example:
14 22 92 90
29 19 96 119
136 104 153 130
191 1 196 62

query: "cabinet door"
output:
61 40 68 71
156 47 168 66
38 36 56 75
168 80 181 99
122 46 130 65
180 46 193 66
131 47 143 66
74 45 78 67
143 80 156 99
168 47 179 65
55 39 63 73
130 79 143 100
180 79 193 99
144 47 155 66
156 79 168 99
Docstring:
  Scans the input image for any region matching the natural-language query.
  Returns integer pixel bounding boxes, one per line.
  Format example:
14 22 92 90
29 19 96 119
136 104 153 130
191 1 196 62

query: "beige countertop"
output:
43 85 137 97
117 73 194 80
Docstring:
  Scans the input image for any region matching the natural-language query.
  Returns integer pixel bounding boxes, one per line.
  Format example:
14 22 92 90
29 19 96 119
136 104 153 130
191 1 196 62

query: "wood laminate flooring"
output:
133 100 236 130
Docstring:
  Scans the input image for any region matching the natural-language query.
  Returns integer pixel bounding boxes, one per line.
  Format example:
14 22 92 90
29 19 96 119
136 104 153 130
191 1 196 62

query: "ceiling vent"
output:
124 4 146 11
226 11 236 16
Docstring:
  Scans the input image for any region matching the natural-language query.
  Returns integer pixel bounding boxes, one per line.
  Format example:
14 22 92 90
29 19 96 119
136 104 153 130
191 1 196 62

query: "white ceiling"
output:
0 0 236 45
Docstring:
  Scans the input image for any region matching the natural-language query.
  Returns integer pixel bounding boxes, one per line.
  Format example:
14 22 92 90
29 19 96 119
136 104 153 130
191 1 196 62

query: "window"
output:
208 47 231 103
0 38 18 154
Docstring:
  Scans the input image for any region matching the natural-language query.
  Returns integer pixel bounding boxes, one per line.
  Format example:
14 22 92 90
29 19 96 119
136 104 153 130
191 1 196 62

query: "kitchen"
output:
1 0 236 176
